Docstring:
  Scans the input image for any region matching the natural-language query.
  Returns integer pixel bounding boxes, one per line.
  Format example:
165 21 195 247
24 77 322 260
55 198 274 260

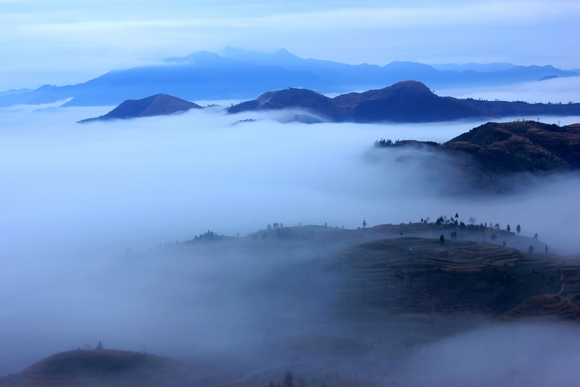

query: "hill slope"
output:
0 349 243 387
370 120 580 194
497 294 580 322
2 223 580 386
444 121 580 174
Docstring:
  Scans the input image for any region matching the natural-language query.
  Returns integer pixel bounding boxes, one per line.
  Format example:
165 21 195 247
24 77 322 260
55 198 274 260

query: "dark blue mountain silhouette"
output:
0 49 577 107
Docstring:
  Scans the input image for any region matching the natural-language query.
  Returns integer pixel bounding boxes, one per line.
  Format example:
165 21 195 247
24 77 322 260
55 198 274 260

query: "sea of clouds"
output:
1 78 580 377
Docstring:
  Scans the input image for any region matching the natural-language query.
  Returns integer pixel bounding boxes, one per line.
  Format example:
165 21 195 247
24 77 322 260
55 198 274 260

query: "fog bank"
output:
1 104 580 375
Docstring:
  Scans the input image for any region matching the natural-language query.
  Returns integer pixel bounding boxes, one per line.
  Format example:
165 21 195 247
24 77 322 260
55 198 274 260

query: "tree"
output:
516 224 521 234
545 245 549 255
503 241 506 246
490 233 498 243
96 341 104 350
468 217 476 226
362 220 367 229
455 213 459 218
283 371 294 387
528 245 534 254
507 225 511 232
533 233 538 240
439 234 445 244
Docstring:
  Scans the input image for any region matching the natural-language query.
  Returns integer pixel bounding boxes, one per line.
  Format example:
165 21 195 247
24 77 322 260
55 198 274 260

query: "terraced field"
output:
323 237 576 345
4 225 580 387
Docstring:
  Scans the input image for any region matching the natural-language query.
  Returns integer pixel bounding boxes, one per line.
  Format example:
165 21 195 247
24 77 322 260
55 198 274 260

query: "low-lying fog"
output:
1 80 580 381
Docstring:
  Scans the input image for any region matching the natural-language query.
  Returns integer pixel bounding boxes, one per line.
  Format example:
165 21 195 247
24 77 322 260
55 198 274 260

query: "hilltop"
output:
0 349 243 387
444 121 580 174
370 120 580 194
228 81 580 123
79 94 201 123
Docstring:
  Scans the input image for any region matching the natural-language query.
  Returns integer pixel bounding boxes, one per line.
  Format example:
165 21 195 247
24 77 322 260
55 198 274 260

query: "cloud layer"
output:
1 103 580 375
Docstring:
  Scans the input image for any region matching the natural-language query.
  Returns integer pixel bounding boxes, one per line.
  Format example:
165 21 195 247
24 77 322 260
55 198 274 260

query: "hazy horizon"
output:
1 0 579 90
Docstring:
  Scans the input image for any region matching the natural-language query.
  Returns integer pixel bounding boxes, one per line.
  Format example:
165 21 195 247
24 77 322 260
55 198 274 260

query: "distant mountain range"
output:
1 48 577 107
80 81 580 124
228 81 580 123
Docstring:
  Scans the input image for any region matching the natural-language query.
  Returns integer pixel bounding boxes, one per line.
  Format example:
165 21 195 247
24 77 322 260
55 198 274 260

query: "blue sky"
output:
1 0 579 89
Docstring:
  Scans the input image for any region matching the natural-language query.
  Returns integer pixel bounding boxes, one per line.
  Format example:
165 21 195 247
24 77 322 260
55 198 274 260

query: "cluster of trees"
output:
74 341 104 351
262 223 296 239
374 138 400 147
269 369 344 387
193 230 222 242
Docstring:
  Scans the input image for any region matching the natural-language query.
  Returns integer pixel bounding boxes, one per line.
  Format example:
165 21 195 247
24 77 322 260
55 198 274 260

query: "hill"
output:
444 121 580 174
0 349 178 386
228 81 580 123
370 120 580 194
2 221 580 386
0 48 577 107
0 349 243 387
79 94 201 123
327 237 565 320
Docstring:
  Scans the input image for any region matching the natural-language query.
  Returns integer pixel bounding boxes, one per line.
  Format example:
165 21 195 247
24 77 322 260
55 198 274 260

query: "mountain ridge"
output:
228 81 580 123
1 48 577 107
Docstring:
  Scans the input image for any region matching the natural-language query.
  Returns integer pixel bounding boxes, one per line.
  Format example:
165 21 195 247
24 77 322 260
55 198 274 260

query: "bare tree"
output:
283 371 294 387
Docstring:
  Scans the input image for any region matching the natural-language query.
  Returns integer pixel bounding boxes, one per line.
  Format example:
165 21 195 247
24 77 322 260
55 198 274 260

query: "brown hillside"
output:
327 238 565 321
445 121 580 173
497 294 580 322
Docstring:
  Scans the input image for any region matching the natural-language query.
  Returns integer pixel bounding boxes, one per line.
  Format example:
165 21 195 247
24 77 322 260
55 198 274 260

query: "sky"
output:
1 0 580 90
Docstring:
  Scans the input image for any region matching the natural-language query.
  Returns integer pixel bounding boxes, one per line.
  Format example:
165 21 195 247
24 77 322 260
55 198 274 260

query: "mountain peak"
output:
79 94 201 123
